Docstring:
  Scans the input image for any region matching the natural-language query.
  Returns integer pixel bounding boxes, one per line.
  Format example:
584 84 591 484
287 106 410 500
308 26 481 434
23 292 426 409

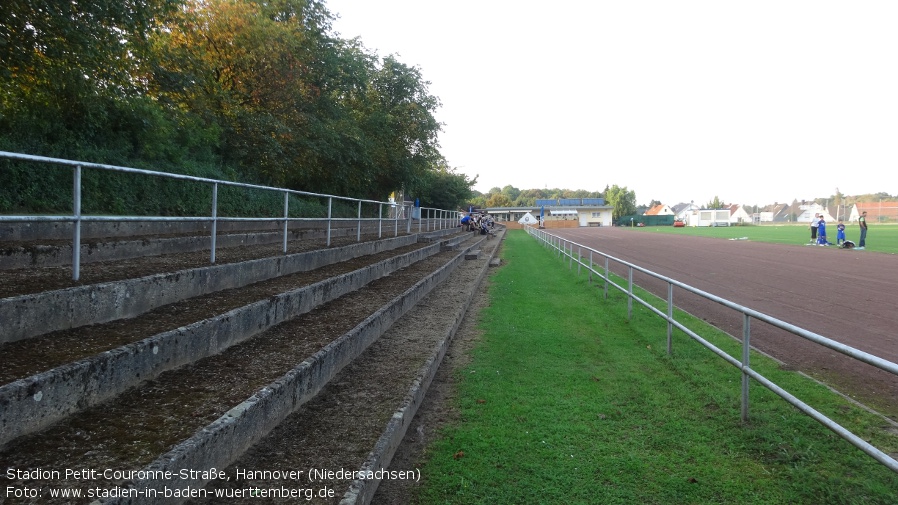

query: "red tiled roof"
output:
644 204 665 216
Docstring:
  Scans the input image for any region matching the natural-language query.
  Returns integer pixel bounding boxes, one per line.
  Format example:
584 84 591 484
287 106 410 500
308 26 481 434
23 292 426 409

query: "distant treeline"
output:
470 184 638 220
0 0 474 215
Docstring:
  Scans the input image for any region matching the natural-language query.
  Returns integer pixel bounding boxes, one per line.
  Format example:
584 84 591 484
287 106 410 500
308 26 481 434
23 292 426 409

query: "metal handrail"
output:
526 225 898 474
0 151 460 279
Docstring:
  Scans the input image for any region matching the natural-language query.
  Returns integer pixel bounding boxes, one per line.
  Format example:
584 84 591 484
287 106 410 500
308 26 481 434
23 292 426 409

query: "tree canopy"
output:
603 184 637 221
0 0 473 212
471 186 607 209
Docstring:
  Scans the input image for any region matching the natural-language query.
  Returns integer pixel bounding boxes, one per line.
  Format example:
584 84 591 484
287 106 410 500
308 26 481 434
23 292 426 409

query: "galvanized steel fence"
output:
0 151 460 281
526 225 898 475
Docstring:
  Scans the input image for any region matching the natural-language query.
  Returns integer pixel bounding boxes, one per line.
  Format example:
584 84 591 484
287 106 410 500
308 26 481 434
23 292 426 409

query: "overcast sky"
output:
327 0 898 206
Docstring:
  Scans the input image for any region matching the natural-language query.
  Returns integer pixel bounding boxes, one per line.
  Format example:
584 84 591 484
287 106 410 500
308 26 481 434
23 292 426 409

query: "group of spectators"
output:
459 211 495 236
810 211 867 249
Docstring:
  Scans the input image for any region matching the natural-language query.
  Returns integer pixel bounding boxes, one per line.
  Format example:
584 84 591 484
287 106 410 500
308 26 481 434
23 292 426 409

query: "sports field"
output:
634 223 898 253
415 230 898 504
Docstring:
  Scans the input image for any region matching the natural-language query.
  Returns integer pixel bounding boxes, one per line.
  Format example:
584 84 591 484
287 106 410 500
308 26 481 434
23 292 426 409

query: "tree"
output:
604 185 637 221
501 185 521 203
149 0 443 200
360 55 443 199
150 0 342 186
486 193 513 208
0 0 180 157
706 196 725 209
411 162 475 210
516 188 546 206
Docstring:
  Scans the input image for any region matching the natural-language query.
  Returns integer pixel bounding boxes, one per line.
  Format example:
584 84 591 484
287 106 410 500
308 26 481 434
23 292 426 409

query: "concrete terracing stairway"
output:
0 220 428 270
0 222 505 505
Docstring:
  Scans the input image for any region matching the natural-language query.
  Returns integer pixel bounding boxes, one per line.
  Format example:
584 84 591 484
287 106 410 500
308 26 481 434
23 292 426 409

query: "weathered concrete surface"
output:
440 234 468 251
0 218 455 242
0 225 381 269
340 229 504 505
101 239 486 504
0 239 449 447
1 234 421 344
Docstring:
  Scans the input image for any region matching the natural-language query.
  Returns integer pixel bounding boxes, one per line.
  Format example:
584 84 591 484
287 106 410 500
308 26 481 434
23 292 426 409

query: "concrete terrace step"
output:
0 230 468 344
0 231 495 505
1 220 458 269
0 226 365 270
0 239 446 446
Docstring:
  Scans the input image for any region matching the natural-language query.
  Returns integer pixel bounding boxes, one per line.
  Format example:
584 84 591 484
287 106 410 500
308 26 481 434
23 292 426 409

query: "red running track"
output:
549 226 898 420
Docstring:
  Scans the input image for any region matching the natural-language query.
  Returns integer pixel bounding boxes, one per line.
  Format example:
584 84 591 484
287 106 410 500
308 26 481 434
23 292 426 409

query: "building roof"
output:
854 202 898 222
644 204 666 215
670 202 697 214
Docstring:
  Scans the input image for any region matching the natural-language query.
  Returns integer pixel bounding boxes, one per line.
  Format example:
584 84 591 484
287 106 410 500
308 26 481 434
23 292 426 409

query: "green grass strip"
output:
632 223 898 253
417 230 898 504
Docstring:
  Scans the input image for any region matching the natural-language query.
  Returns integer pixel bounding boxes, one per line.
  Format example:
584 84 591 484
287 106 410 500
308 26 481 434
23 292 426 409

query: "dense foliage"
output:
0 0 474 214
471 185 607 208
470 184 638 222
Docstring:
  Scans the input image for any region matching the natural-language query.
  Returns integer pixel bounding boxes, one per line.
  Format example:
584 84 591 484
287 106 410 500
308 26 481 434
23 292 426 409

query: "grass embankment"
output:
416 230 898 504
636 223 898 253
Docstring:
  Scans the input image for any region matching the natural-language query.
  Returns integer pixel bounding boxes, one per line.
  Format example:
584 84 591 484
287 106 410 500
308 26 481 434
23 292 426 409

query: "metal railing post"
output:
604 257 609 299
627 266 633 320
283 192 289 254
378 203 383 238
326 197 333 247
742 314 751 422
357 200 362 242
394 205 399 236
210 183 218 264
589 251 593 284
72 165 82 281
406 204 412 234
667 282 674 355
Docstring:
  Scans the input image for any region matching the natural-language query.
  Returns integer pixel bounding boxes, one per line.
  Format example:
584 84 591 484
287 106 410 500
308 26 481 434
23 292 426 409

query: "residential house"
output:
644 204 674 216
671 202 701 222
727 204 752 224
795 201 835 223
758 203 791 222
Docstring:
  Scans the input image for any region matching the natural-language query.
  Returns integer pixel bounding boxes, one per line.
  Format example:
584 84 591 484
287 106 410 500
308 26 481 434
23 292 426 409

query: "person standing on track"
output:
858 211 868 249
